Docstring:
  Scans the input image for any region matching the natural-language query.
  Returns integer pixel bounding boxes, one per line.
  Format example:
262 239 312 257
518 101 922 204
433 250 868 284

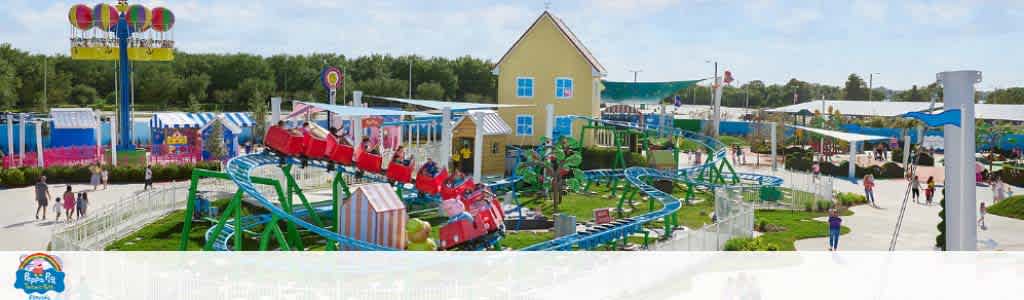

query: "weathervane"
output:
544 1 551 11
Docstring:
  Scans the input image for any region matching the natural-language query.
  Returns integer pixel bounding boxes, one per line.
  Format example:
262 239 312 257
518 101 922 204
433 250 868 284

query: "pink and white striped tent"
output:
339 183 407 250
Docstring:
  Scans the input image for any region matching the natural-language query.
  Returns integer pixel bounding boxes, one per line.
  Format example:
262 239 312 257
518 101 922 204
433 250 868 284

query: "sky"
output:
3 0 1022 91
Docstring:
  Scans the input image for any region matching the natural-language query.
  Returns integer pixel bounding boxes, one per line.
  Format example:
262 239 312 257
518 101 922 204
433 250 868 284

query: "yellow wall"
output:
496 13 601 146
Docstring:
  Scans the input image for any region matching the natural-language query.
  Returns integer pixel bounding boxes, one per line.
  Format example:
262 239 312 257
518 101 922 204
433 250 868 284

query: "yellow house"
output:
494 11 606 146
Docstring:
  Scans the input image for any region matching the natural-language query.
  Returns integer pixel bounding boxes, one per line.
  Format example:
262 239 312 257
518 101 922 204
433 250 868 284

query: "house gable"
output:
492 11 606 76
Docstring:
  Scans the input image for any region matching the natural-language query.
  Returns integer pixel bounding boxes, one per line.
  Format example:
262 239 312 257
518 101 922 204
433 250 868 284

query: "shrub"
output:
580 147 645 170
879 162 905 179
803 200 814 212
836 192 867 206
998 166 1023 188
2 168 26 187
155 164 179 181
815 200 834 212
723 237 780 251
916 152 935 166
21 167 42 184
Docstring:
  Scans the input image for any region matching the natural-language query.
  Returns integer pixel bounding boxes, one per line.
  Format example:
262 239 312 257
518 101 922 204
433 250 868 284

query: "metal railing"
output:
652 187 755 251
743 170 834 211
50 165 333 251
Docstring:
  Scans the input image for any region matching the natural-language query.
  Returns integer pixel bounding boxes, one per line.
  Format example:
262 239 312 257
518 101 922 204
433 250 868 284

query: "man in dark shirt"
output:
35 176 51 220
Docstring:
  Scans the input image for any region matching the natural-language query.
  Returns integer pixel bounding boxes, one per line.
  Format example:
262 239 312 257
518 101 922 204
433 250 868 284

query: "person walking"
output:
62 185 76 222
35 176 51 220
863 174 876 207
978 202 987 230
101 167 109 190
828 209 842 251
144 165 154 190
76 192 89 219
910 175 921 203
52 196 62 221
992 177 1005 203
812 161 820 181
925 176 936 205
89 163 101 190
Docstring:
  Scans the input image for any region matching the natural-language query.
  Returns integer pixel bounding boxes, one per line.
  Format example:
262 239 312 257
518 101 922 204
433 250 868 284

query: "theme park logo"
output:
13 253 66 297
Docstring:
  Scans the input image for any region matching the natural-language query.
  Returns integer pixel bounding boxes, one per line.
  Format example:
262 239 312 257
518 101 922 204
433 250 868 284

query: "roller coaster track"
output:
216 115 779 251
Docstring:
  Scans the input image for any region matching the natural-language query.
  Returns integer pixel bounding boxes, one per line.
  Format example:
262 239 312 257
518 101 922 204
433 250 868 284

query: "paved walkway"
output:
0 182 164 251
734 165 1024 251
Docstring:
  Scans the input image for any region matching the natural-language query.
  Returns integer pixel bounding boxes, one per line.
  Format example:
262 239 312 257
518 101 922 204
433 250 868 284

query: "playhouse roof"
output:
50 108 98 129
189 112 255 128
494 11 606 76
369 96 532 111
352 183 405 212
150 112 203 129
455 110 513 136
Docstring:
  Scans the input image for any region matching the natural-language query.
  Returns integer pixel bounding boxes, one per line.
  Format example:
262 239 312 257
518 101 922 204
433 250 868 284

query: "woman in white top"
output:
101 168 109 190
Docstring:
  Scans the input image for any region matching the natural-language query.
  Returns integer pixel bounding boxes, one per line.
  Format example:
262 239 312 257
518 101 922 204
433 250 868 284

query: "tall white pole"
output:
270 97 282 125
441 107 452 170
353 91 363 159
111 115 118 166
712 76 723 138
95 111 102 162
35 122 43 167
19 113 26 166
472 112 484 182
545 104 555 141
7 116 12 160
770 122 777 171
848 141 857 181
939 70 981 251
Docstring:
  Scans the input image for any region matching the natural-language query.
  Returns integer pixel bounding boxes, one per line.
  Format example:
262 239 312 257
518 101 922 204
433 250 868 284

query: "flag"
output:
673 95 682 107
723 70 734 84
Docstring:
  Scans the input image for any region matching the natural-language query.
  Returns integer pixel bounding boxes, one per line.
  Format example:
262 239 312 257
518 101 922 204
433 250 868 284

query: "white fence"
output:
744 170 834 211
653 187 755 251
50 166 333 251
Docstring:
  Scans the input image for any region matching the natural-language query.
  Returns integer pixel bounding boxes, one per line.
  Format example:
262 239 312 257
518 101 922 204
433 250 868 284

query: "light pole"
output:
868 72 880 101
408 56 413 99
627 70 642 83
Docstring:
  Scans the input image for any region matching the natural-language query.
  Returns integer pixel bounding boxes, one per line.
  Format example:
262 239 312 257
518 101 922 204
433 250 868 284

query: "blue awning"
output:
188 112 254 128
150 112 203 129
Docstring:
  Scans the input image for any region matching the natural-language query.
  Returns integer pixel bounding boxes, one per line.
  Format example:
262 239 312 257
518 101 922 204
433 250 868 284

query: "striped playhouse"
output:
339 183 407 250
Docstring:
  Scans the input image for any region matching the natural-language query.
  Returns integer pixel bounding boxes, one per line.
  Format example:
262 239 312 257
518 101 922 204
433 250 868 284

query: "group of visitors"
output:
872 143 890 161
907 175 938 205
731 144 745 165
89 163 109 190
33 176 89 223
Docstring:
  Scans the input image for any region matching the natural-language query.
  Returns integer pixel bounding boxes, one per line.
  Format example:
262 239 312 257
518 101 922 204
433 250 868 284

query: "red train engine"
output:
438 189 506 250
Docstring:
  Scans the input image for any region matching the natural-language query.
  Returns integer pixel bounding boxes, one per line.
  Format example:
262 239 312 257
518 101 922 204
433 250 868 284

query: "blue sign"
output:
14 253 66 296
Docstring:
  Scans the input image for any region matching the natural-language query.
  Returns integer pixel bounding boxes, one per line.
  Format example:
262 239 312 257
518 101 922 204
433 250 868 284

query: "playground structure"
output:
175 92 785 251
68 1 177 150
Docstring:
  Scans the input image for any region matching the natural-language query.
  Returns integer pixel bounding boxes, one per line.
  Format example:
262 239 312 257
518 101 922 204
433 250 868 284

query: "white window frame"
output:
555 77 573 99
516 76 534 99
515 114 534 136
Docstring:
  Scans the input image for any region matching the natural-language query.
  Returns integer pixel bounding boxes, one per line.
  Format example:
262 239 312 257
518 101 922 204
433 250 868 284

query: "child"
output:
910 175 921 203
76 192 89 219
828 209 842 251
925 176 936 205
52 196 63 221
978 202 987 230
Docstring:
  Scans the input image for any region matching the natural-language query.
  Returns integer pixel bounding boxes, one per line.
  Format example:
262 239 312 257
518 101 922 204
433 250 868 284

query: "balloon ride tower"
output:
68 1 176 150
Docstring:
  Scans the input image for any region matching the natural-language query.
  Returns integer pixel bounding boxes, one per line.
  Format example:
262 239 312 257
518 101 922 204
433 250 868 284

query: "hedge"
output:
997 165 1024 188
580 147 645 170
786 151 906 179
723 237 780 251
1 162 222 188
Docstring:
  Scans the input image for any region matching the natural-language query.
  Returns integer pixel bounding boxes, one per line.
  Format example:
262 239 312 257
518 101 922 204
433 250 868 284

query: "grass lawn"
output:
754 209 851 250
718 135 749 147
501 231 555 250
988 195 1024 220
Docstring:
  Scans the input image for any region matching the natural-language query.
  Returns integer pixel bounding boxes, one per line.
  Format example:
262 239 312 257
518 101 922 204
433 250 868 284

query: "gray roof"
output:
788 125 891 142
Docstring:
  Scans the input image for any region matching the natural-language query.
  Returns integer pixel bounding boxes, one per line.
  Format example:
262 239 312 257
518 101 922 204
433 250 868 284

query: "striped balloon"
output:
68 4 93 31
151 7 175 32
125 4 151 32
92 3 119 32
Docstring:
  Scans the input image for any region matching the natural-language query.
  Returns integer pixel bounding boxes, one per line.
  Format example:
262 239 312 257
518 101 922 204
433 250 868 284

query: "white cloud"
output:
590 0 682 14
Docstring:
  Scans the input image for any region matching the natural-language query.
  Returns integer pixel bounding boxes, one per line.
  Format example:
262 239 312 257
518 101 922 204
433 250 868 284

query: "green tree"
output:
843 73 868 100
180 73 211 112
415 82 445 100
353 77 407 98
237 78 274 140
69 84 99 105
204 121 227 160
0 58 20 109
987 87 1024 104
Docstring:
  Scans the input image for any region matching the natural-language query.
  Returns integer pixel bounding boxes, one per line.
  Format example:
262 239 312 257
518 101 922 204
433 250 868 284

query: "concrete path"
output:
0 182 163 251
734 165 1024 251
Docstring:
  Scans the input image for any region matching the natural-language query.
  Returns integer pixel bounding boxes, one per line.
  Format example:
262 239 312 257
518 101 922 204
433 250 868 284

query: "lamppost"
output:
868 72 880 101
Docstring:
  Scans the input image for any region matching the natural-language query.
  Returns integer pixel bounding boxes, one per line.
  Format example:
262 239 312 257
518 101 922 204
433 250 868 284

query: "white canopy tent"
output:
769 100 1024 121
367 96 532 111
788 124 890 181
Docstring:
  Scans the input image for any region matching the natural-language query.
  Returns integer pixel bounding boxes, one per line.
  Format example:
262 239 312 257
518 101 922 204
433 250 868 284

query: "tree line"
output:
3 43 1023 114
0 43 498 113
